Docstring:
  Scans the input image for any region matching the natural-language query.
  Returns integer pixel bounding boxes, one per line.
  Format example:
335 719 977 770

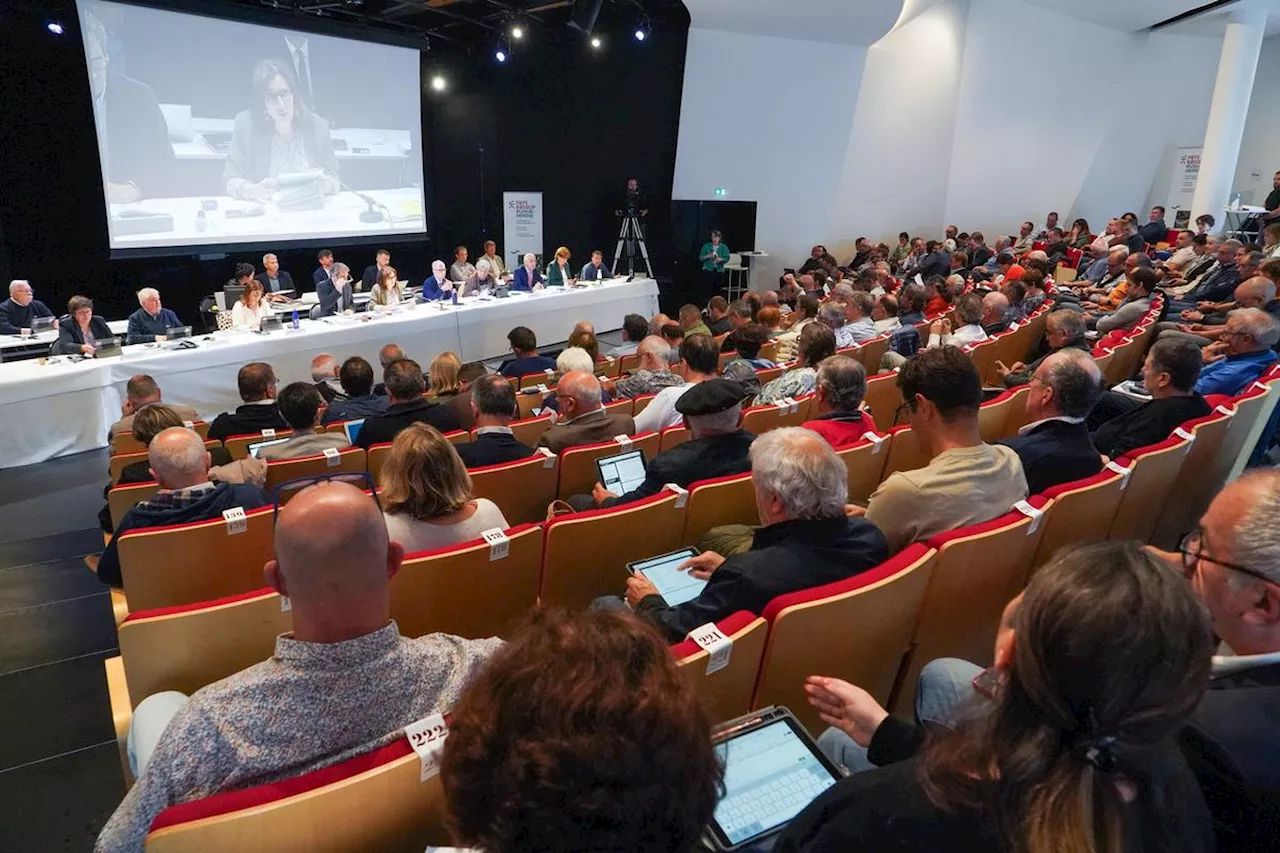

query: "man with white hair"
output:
536 371 635 454
255 253 295 301
513 252 546 291
421 259 453 301
316 261 355 316
578 378 756 511
464 258 495 295
125 288 183 344
614 336 686 398
1193 308 1280 396
310 353 345 403
618 427 887 642
0 279 56 335
95 428 269 587
981 291 1012 336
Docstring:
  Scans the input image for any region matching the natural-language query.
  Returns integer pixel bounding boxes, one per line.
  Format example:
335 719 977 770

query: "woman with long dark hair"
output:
776 542 1216 853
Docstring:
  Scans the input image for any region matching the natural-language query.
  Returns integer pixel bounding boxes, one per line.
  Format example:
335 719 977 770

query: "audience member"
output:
860 347 1028 553
608 313 650 357
355 359 461 449
757 324 837 405
125 288 183 345
1139 205 1170 245
886 284 927 361
928 293 987 348
613 336 686 399
578 379 755 511
679 303 712 339
997 350 1104 494
777 541 1216 853
661 322 685 353
207 363 289 442
321 357 391 424
455 375 534 468
980 292 1012 336
841 292 878 344
0 279 55 334
818 301 857 350
706 296 732 335
1091 267 1155 334
1090 338 1210 459
759 305 786 337
1192 308 1280 396
538 347 613 414
775 294 821 362
96 428 269 587
255 383 351 462
616 427 887 642
872 295 901 335
1159 277 1278 347
428 351 463 399
536 371 635 454
497 327 556 378
997 309 1088 387
109 375 198 441
633 334 719 433
372 343 406 396
802 355 876 448
380 424 509 552
725 323 777 370
310 353 345 403
441 361 488 432
95 481 500 851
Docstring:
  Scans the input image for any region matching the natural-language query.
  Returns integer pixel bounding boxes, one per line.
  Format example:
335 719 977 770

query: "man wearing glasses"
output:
97 479 502 851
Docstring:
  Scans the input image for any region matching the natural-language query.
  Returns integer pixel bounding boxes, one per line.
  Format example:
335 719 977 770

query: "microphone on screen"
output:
337 177 392 224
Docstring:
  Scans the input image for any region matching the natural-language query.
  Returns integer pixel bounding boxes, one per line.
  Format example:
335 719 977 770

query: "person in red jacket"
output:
801 355 878 448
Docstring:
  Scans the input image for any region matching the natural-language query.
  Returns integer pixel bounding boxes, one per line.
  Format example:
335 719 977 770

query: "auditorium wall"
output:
674 0 1223 286
1234 36 1280 208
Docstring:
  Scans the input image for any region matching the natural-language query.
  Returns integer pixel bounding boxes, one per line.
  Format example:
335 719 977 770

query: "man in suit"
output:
313 249 335 288
108 375 199 442
207 363 290 442
85 16 174 202
576 379 755 511
316 262 355 316
536 372 635 454
255 253 296 303
455 375 535 468
256 383 351 462
421 260 453 301
997 350 1104 495
0 279 56 335
512 253 545 292
361 249 392 292
355 359 461 449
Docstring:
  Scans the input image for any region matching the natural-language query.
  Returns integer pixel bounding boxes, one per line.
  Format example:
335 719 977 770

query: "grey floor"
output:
0 448 126 851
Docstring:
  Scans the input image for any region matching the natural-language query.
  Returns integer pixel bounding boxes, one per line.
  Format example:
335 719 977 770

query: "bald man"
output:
97 482 501 852
310 352 345 403
95 428 269 587
536 371 635 454
1158 276 1280 346
374 343 406 396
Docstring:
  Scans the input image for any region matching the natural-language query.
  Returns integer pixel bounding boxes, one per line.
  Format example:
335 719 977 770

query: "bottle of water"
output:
291 310 299 330
1231 192 1242 210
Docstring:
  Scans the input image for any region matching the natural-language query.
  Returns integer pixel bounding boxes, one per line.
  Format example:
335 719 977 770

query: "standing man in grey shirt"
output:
95 482 501 852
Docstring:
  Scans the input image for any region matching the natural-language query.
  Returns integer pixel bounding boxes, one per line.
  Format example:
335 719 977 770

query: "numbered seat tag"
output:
537 446 556 468
280 596 292 612
405 713 449 781
1174 427 1196 444
664 483 689 508
1105 459 1133 490
688 623 733 675
613 435 632 448
1013 500 1044 535
481 528 510 561
222 506 247 535
323 447 341 467
262 428 276 439
861 432 885 455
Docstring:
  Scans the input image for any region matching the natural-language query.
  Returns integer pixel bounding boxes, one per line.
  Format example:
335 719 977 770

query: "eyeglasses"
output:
264 89 294 105
1179 528 1274 586
272 472 380 526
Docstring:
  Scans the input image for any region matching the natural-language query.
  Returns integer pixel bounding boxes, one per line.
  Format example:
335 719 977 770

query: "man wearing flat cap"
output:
572 379 756 512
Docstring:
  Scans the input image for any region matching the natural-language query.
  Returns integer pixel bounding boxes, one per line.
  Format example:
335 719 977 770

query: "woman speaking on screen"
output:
223 60 340 201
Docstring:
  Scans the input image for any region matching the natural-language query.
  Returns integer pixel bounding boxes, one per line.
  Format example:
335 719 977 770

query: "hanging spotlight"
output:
590 35 603 49
46 20 65 35
430 75 447 92
495 48 507 63
634 19 650 42
494 35 510 64
511 24 524 40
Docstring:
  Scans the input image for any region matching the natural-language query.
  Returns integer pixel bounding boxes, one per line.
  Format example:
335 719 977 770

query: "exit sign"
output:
713 188 727 197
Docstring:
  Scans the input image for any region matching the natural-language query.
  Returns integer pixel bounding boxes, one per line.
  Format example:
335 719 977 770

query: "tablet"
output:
627 548 704 606
343 419 366 445
248 437 291 459
708 707 843 850
595 449 647 496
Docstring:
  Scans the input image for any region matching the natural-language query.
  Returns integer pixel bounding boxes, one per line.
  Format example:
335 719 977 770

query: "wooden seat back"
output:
264 448 368 502
671 613 768 724
681 472 757 545
468 450 559 525
556 432 659 499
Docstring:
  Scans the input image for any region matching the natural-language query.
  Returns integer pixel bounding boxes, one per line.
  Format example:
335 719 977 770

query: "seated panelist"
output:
232 280 273 330
53 295 112 356
512 253 545 292
316 263 356 316
126 288 182 344
546 246 577 287
464 259 496 295
421 260 454 301
0 279 56 335
370 266 408 307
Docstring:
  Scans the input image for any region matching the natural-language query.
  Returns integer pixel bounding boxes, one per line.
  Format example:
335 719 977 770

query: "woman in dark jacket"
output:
53 295 113 355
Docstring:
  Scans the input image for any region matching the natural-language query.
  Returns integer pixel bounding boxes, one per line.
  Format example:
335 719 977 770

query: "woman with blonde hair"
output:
428 351 462 398
231 280 272 330
547 246 577 287
370 266 407 306
379 423 509 552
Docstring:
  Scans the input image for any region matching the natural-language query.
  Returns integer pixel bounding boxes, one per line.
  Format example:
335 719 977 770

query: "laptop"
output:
706 707 843 851
166 325 193 340
627 547 704 606
248 437 291 459
259 315 283 333
32 316 55 333
342 419 366 445
595 449 648 496
94 337 123 358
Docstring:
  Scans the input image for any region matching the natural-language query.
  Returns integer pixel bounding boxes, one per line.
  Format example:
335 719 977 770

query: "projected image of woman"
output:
223 59 340 201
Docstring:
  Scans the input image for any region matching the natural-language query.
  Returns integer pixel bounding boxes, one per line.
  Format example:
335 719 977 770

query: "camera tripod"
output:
612 212 653 280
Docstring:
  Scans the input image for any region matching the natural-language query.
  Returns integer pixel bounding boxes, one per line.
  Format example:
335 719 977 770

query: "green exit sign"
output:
713 187 727 197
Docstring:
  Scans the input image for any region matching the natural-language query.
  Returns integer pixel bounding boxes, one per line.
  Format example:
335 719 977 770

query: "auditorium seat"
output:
836 431 892 504
517 369 556 390
1106 434 1194 543
855 336 890 373
444 430 470 446
753 545 936 733
753 365 785 386
1151 403 1239 548
596 356 622 379
977 389 1019 443
758 341 779 363
669 612 767 724
366 443 393 483
964 337 1002 387
112 421 209 454
1030 468 1129 569
468 450 559 525
556 432 659 499
741 396 810 436
631 393 657 418
516 388 547 420
223 431 296 460
143 741 449 853
109 439 222 482
717 350 738 373
658 424 690 452
105 588 288 786
618 352 641 375
108 480 161 531
508 414 554 449
602 398 633 418
861 372 904 429
1091 346 1116 385
879 424 930 480
540 489 687 610
892 498 1050 712
681 472 757 545
116 505 276 613
391 525 542 640
264 448 369 501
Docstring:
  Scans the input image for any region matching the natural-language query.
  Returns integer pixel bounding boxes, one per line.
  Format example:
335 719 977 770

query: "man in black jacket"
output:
575 379 756 512
1089 338 1210 458
997 349 1104 495
254 253 296 301
455 375 534 468
355 358 461 448
207 362 290 442
616 426 888 642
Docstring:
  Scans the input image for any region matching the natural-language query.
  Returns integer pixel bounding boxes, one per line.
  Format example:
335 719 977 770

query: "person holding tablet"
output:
572 379 755 511
610 427 887 642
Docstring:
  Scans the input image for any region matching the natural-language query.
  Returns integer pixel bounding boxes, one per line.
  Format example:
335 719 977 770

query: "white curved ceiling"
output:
681 0 905 45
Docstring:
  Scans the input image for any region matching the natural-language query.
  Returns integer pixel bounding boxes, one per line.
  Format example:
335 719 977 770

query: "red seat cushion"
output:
1039 469 1124 500
401 523 538 561
760 543 933 622
668 610 760 659
122 587 276 624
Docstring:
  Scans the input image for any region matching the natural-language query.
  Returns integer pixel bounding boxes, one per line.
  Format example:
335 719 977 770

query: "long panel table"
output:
0 278 658 469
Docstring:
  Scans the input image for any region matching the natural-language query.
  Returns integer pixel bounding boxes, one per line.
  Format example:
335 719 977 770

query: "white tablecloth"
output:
0 278 658 469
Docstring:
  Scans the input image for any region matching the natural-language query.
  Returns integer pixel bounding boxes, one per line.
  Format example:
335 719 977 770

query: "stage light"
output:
430 75 447 92
46 21 64 35
590 36 602 49
494 35 510 64
634 28 646 41
511 25 524 40
634 20 650 42
495 49 507 63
